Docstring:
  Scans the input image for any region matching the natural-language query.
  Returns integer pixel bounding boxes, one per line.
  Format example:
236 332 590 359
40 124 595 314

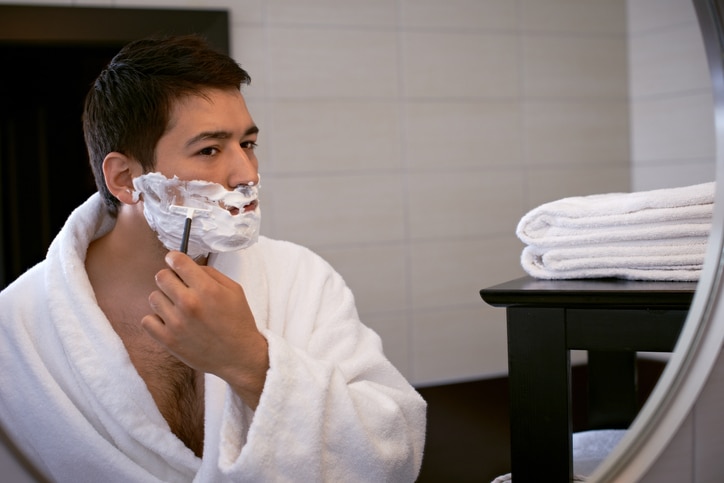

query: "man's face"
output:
131 88 262 257
154 88 260 215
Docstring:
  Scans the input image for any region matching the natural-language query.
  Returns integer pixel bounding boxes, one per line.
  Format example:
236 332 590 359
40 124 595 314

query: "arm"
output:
144 243 426 481
216 242 427 482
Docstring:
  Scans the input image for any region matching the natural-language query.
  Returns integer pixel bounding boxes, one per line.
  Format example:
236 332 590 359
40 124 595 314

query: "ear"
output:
102 152 143 205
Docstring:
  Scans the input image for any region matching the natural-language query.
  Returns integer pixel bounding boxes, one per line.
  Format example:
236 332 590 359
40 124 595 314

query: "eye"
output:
198 146 219 156
241 141 258 150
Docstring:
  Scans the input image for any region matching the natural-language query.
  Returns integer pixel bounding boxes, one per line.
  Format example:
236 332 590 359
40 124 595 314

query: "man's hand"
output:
142 250 269 408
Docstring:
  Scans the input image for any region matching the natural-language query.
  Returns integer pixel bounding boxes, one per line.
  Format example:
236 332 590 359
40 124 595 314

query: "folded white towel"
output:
516 182 715 281
517 182 714 247
521 239 707 281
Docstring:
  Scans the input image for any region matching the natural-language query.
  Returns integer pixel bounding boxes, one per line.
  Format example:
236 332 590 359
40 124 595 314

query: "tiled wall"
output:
4 0 712 387
628 0 715 190
628 0 713 367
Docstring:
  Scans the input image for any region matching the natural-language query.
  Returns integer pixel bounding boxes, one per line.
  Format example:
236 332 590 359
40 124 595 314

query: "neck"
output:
86 204 169 286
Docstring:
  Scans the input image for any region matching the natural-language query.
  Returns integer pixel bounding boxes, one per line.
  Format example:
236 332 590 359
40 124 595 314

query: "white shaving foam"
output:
132 172 261 259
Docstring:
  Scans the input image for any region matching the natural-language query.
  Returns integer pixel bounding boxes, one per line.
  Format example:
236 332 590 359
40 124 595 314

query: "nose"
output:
228 146 259 189
245 173 261 186
238 173 261 188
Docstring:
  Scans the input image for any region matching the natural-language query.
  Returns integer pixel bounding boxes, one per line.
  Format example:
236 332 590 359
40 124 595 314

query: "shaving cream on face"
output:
132 172 261 259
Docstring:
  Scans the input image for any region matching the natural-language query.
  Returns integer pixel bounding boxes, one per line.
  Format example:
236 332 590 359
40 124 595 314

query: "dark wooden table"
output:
480 275 696 482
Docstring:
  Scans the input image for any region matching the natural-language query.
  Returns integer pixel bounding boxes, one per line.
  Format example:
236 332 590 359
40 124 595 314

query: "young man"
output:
0 35 426 481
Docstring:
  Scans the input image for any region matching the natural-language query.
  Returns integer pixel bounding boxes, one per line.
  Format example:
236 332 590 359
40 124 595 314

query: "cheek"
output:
152 145 203 180
154 164 216 183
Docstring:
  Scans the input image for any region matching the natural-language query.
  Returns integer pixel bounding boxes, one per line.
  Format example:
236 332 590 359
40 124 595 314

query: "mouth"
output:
245 199 258 212
225 199 258 216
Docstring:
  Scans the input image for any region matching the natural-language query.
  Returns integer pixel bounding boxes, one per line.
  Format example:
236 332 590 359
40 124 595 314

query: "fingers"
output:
140 312 169 345
154 266 184 294
141 250 261 381
140 313 191 367
144 287 191 348
154 251 205 311
165 250 237 289
163 251 198 287
147 250 237 332
146 253 199 331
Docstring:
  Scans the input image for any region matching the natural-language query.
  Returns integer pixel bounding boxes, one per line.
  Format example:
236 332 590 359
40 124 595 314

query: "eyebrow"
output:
185 125 260 148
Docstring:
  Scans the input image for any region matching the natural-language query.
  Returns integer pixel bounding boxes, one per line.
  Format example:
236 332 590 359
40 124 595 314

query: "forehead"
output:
166 88 253 133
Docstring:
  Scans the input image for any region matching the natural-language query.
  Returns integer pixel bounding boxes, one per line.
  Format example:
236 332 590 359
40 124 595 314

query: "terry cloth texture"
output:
0 193 427 482
516 182 715 281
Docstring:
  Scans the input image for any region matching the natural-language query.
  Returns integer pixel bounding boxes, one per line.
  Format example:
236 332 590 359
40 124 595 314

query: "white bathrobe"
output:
0 194 427 482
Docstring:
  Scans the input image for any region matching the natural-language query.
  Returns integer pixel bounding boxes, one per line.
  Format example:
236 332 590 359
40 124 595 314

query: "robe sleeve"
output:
213 241 427 482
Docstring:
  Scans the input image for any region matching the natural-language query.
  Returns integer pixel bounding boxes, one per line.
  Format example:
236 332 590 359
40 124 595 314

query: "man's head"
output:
82 34 251 216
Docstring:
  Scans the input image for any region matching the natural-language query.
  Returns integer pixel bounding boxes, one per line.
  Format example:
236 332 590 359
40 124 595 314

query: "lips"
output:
244 199 258 213
224 199 257 216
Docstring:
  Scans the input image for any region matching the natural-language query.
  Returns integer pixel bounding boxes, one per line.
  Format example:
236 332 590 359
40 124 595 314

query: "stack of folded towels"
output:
516 181 715 282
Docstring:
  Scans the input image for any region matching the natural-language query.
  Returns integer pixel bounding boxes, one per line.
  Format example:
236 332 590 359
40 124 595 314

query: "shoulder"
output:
0 261 48 329
0 261 46 299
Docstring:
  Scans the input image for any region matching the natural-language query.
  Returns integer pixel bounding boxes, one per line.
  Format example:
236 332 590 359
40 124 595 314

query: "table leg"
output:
587 350 637 429
507 307 572 482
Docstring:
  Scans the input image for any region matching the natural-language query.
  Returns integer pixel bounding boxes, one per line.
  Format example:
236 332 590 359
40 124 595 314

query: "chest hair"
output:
105 303 206 457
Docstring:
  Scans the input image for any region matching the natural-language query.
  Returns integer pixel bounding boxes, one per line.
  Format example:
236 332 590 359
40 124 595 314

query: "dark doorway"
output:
0 44 116 285
0 6 229 288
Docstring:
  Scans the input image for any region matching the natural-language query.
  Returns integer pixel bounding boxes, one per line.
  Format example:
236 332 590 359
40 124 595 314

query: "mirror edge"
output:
589 0 724 480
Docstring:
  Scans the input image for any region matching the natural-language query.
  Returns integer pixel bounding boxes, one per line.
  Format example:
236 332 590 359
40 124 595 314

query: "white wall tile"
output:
269 99 402 173
118 0 259 9
521 0 626 35
404 100 523 170
217 0 264 25
407 170 526 240
266 0 397 27
268 27 398 98
269 173 406 247
629 23 710 97
631 92 716 162
628 0 716 212
231 26 269 98
632 161 715 191
402 31 519 98
413 305 508 385
110 1 262 26
315 244 408 314
524 100 631 166
525 165 630 208
409 237 524 311
523 35 628 99
400 0 517 31
115 0 198 6
72 0 111 4
627 0 697 34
